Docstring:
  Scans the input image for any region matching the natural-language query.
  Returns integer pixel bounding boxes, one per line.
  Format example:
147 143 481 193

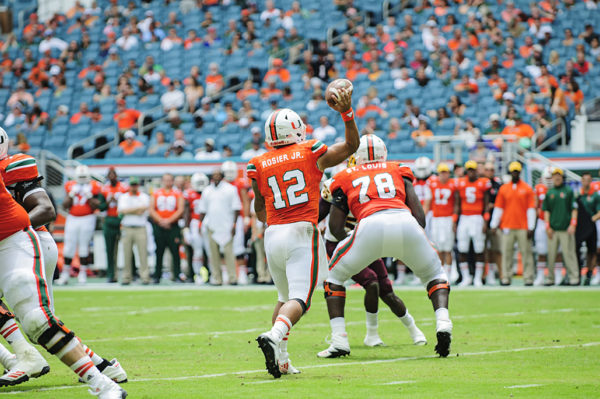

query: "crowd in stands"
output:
0 0 599 159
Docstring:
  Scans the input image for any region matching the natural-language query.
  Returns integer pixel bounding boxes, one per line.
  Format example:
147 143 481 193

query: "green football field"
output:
0 286 598 398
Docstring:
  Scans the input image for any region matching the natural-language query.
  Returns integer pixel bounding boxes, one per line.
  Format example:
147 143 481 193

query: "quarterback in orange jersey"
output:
454 160 491 286
182 172 209 283
222 160 252 284
426 163 457 280
248 87 359 378
533 166 553 286
100 168 128 283
0 165 127 397
322 135 452 359
58 165 103 285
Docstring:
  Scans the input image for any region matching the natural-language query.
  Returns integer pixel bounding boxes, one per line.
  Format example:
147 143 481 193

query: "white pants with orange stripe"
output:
264 221 328 308
328 210 446 287
63 214 96 259
0 228 57 342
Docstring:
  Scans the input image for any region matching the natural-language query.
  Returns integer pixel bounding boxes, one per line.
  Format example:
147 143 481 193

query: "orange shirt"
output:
184 189 203 221
0 174 31 241
247 139 327 226
205 74 224 91
502 123 535 140
64 180 102 216
411 129 434 139
231 177 250 217
457 177 491 215
119 140 143 155
429 178 457 217
113 109 141 130
566 89 584 110
330 161 415 222
264 68 291 83
237 88 258 101
101 182 128 218
535 183 548 219
494 180 535 229
152 188 183 219
590 181 600 194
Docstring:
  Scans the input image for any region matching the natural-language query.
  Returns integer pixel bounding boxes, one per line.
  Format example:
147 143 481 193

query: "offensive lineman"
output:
248 87 359 378
320 135 452 358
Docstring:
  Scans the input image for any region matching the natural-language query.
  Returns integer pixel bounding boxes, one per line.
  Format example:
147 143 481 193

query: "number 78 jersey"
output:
329 162 415 222
247 139 327 226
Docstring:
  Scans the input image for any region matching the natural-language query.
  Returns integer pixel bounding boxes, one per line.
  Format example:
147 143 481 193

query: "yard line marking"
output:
246 380 281 385
380 380 414 386
80 304 274 314
505 384 543 389
1 342 597 395
83 307 600 343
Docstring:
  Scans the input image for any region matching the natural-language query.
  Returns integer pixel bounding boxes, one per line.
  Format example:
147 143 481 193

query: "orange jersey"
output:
184 189 202 220
152 188 183 219
457 177 491 215
247 139 327 226
428 178 457 217
231 177 250 217
413 178 432 206
101 182 128 218
0 175 31 241
535 183 548 219
494 180 535 230
330 162 415 222
65 180 102 216
0 154 48 233
591 181 600 194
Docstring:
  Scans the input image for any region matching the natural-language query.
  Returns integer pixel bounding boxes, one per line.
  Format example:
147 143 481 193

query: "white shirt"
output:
118 191 150 227
313 124 337 142
241 147 267 160
116 35 139 51
39 37 68 53
161 90 185 110
194 150 222 160
199 181 241 244
260 8 281 22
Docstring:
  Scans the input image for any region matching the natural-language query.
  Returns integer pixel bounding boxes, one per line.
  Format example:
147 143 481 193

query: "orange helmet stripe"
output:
367 135 375 161
269 110 281 142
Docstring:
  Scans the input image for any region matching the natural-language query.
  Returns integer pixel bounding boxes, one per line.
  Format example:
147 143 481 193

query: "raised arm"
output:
317 88 360 171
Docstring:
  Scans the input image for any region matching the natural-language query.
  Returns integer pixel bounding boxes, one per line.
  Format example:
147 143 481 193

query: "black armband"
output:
11 177 44 203
331 188 350 214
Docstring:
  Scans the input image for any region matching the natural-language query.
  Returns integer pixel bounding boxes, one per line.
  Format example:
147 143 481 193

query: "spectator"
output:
7 81 34 108
565 80 584 113
260 76 282 99
113 99 141 133
490 162 536 285
573 51 591 76
166 140 193 159
195 138 222 160
237 80 259 101
241 137 266 160
183 77 203 113
115 27 139 51
579 24 600 45
199 166 242 285
501 114 534 141
260 0 282 23
205 62 224 96
393 68 415 90
150 173 185 284
263 58 290 83
138 56 163 77
147 131 169 156
117 176 150 285
360 117 378 136
15 133 30 153
161 81 185 112
161 28 183 51
312 116 337 142
387 117 402 139
119 130 144 155
38 30 68 54
411 119 433 147
456 119 480 148
543 168 579 285
184 29 202 49
70 102 91 124
484 114 503 135
4 104 26 127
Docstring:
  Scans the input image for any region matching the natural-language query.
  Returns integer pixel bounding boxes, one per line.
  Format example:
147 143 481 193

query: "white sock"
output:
0 319 33 356
365 312 378 336
82 344 104 366
279 331 289 356
459 262 470 278
330 317 346 335
399 311 415 328
537 262 546 276
435 307 450 322
443 264 451 279
71 356 101 384
474 262 484 281
79 265 87 275
270 315 292 343
0 344 15 369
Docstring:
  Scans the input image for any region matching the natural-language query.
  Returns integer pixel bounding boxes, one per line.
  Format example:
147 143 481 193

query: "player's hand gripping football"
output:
328 87 352 113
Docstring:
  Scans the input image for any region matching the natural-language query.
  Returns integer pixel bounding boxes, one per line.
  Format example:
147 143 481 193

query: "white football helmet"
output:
413 157 432 180
191 172 209 192
541 166 553 187
264 108 306 147
0 127 8 160
74 165 91 185
355 134 387 165
221 160 238 182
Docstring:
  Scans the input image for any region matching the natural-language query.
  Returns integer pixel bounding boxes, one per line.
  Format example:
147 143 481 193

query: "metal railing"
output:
67 126 119 160
531 118 567 152
521 151 581 186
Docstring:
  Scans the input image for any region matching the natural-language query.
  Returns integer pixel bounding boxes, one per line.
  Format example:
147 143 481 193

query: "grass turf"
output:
0 286 598 398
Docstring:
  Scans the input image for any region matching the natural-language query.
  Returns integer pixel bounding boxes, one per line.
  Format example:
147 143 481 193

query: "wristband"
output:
341 108 354 122
570 218 577 227
452 214 458 223
483 212 490 221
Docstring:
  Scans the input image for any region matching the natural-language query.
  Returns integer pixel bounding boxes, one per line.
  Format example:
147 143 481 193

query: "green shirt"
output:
542 184 578 230
576 190 600 218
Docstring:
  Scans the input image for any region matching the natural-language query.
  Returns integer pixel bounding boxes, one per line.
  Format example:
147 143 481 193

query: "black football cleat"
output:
256 334 281 379
435 331 452 358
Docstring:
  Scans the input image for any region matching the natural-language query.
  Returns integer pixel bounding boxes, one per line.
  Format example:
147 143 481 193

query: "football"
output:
325 78 354 107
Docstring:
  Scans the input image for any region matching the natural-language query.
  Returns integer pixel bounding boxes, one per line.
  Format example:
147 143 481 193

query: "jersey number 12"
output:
267 169 309 209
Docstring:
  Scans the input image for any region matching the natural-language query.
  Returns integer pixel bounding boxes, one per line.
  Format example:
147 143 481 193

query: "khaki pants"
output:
501 229 534 284
122 226 150 284
206 229 236 285
547 230 579 284
253 238 270 283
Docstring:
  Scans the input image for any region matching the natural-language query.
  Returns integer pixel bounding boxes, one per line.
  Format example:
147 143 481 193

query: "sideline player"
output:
483 162 501 285
222 160 251 284
101 168 128 283
426 163 457 280
454 160 491 286
319 168 427 351
320 135 452 358
58 165 103 285
533 167 553 286
248 87 359 378
0 169 127 397
183 173 209 283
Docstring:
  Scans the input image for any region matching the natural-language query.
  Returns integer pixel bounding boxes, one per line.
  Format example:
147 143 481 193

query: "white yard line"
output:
83 307 599 343
0 342 597 396
380 380 416 385
505 384 544 389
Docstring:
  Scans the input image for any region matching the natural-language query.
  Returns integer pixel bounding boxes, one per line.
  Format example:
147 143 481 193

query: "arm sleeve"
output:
331 187 350 214
490 208 503 229
527 208 537 231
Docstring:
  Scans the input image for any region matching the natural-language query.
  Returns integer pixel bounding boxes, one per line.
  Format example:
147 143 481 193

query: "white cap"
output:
489 113 500 122
502 92 515 101
124 130 136 139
